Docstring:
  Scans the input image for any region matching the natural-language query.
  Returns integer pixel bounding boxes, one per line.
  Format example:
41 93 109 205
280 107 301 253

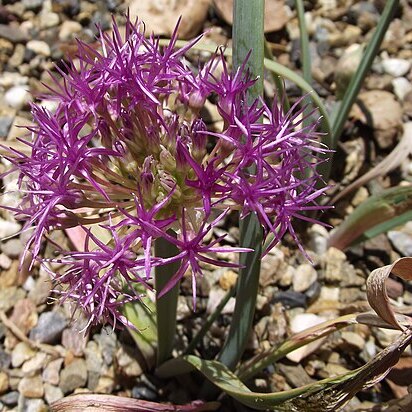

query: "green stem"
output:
295 0 312 130
330 1 399 146
295 0 311 86
184 286 236 355
216 0 265 372
218 215 263 369
155 234 180 366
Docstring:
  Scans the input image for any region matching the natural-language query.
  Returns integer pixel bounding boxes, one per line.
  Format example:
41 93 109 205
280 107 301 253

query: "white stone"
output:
59 21 82 41
0 72 28 88
392 77 412 101
293 264 318 293
287 313 326 363
39 99 59 112
3 86 31 110
382 58 411 77
0 218 21 239
26 40 51 57
39 11 60 29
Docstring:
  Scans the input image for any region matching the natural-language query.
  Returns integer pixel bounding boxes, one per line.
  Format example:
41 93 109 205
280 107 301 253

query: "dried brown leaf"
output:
51 394 219 412
366 257 412 331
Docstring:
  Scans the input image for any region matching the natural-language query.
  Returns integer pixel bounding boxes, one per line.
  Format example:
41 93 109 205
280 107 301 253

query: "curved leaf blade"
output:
328 185 412 250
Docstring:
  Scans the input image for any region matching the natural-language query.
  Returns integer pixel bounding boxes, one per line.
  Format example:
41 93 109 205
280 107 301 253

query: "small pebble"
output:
392 77 412 101
44 383 64 405
341 331 365 351
1 391 19 407
29 311 67 344
0 219 21 239
22 352 48 376
382 58 411 77
59 358 88 394
273 291 307 309
22 0 44 11
42 358 63 385
18 397 47 412
132 384 158 401
17 375 44 398
3 86 31 110
11 342 36 368
388 230 412 256
1 238 25 258
62 327 87 356
293 264 318 293
39 11 60 29
0 24 28 43
26 40 51 57
58 20 82 41
0 371 9 395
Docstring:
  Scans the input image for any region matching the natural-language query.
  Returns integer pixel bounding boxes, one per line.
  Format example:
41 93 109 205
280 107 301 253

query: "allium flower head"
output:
3 15 329 328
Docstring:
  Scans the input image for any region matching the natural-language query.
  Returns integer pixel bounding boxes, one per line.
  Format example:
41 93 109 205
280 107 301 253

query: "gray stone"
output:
29 311 67 344
60 359 88 394
132 384 157 401
0 350 11 370
1 390 19 406
85 341 103 372
273 291 307 309
0 116 13 138
0 24 28 43
44 383 63 405
18 397 47 412
388 230 412 256
94 329 117 365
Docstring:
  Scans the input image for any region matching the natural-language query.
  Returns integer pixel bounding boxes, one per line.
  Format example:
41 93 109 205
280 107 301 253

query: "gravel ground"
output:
1 1 412 411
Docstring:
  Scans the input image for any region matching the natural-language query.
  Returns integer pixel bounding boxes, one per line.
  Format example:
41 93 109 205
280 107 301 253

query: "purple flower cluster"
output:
4 16 329 328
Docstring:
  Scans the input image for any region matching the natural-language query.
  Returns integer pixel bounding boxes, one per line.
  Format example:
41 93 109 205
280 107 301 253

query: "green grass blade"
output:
184 286 236 356
331 0 399 143
295 0 313 131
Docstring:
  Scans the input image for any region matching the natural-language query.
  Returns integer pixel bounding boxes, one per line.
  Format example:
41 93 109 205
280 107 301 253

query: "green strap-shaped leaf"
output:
182 330 412 411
